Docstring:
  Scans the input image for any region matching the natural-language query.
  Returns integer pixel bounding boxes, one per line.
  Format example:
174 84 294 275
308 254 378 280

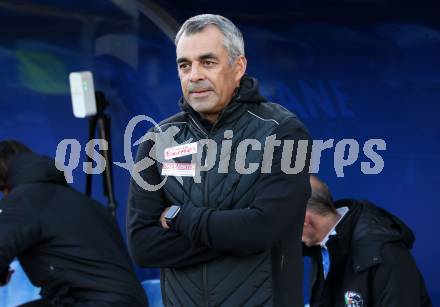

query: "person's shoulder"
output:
0 189 39 213
249 101 308 133
250 101 298 123
381 241 415 266
371 241 422 281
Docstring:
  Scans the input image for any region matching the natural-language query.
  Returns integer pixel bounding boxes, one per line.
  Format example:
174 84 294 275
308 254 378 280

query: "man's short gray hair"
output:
175 14 245 65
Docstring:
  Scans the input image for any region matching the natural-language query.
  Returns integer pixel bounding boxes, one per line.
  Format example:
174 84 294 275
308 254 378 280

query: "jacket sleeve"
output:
0 197 42 274
174 118 311 253
371 242 432 307
127 139 223 268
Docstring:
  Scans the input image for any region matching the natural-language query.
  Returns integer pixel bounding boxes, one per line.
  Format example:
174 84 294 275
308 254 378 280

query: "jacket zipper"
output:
189 115 210 306
203 263 209 307
188 94 234 138
203 138 210 307
189 115 209 138
185 93 243 306
189 110 232 307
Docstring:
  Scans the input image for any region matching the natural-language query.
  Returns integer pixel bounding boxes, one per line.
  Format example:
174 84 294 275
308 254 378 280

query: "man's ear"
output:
234 55 247 83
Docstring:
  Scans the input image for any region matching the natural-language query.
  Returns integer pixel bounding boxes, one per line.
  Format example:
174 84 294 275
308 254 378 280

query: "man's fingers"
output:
160 207 171 229
160 216 170 229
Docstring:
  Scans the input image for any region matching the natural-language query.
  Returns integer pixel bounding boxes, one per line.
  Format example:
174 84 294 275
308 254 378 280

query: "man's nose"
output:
189 63 204 82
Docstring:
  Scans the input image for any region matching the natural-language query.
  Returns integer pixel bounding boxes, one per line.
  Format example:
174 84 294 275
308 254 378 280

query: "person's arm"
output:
0 197 41 284
173 118 311 253
127 139 223 268
371 242 431 307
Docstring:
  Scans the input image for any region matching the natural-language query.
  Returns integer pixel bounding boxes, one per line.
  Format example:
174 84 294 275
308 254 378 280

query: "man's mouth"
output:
189 90 212 97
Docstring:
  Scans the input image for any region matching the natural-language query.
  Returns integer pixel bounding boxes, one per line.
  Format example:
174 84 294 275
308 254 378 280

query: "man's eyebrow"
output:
176 57 189 64
176 53 219 64
198 53 219 61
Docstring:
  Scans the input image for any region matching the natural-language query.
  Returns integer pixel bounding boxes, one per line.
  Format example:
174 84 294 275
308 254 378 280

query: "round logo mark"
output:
344 291 364 307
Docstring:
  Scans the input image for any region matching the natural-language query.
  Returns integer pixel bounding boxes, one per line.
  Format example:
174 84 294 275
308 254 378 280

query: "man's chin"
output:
188 100 216 113
302 239 313 247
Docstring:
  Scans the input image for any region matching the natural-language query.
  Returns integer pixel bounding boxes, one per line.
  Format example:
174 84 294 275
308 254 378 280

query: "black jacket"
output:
127 75 311 306
0 153 148 306
304 199 431 307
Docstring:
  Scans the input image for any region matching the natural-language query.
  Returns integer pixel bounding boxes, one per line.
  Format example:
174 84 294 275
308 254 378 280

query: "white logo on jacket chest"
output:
164 142 198 160
161 162 196 177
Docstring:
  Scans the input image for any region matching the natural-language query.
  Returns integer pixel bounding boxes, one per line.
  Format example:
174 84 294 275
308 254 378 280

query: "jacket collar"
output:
319 207 349 249
179 75 267 135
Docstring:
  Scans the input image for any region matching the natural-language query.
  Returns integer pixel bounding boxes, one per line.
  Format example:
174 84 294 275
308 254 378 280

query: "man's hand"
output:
160 207 171 230
0 268 14 286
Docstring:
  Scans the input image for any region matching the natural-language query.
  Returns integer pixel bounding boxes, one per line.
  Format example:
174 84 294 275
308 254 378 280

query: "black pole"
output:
96 114 117 216
84 91 117 217
85 116 97 197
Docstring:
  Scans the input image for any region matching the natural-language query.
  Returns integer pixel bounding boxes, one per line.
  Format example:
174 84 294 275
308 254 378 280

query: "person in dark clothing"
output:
302 175 431 307
0 140 148 306
127 14 311 307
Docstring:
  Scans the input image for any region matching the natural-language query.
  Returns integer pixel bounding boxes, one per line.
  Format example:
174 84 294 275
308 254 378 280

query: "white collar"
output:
319 207 349 249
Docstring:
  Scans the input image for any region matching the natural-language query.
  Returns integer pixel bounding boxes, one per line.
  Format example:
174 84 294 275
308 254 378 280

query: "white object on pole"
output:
69 71 97 118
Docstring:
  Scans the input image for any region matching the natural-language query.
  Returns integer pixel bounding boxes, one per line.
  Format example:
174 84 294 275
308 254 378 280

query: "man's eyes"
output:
178 60 217 71
203 60 216 67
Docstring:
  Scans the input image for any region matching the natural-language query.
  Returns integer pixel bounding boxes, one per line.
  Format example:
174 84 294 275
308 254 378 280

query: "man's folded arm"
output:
174 119 311 254
127 140 223 268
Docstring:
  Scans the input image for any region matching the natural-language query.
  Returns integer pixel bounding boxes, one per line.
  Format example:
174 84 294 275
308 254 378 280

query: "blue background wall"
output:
0 0 438 304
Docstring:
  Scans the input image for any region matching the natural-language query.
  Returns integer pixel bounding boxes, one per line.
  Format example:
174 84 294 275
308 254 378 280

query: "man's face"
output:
302 211 322 247
176 25 246 122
